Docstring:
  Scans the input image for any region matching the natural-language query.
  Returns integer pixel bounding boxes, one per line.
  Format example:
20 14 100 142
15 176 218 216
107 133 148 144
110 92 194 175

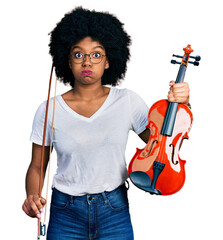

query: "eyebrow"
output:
71 45 105 51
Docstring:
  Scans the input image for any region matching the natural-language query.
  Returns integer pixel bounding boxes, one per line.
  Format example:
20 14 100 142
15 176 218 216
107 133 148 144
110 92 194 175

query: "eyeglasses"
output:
69 51 106 64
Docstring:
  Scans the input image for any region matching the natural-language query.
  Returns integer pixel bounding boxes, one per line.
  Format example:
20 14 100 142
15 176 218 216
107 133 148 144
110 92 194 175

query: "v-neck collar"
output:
57 87 113 122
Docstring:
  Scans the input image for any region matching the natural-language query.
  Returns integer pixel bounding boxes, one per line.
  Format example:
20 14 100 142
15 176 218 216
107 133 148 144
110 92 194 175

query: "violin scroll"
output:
171 45 201 66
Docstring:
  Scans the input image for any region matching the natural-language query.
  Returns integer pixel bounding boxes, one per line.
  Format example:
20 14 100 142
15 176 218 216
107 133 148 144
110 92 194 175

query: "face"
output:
69 36 109 86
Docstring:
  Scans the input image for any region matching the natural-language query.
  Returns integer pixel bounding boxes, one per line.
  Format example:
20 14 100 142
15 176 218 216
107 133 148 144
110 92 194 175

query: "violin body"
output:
128 44 200 195
128 99 193 195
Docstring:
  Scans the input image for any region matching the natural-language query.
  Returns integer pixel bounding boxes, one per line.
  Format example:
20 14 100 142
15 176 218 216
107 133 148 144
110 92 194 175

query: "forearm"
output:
138 128 150 143
25 165 45 197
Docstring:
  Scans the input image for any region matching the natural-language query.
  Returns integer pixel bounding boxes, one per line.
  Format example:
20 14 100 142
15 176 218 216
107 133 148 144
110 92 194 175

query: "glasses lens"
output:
72 52 84 63
90 52 103 64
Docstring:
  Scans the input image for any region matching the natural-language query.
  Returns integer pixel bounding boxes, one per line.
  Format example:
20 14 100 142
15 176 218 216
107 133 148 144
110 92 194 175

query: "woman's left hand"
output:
168 81 190 105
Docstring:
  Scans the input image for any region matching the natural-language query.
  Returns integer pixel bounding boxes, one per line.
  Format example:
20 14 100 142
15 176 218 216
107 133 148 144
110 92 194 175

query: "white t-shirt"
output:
30 87 149 196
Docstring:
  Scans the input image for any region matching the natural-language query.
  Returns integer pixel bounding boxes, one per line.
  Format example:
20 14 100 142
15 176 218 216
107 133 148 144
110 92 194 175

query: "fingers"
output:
168 81 190 104
22 202 35 218
169 80 175 86
22 195 46 219
40 197 46 206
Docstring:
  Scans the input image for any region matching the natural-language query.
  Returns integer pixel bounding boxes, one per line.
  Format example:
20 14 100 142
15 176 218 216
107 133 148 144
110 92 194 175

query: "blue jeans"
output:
47 184 134 240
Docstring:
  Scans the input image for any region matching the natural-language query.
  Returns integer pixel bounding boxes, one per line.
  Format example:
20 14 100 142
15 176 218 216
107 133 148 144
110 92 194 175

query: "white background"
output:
1 0 222 239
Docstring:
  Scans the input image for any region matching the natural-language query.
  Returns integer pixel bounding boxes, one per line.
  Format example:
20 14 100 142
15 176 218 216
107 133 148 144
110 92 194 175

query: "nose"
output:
82 54 92 66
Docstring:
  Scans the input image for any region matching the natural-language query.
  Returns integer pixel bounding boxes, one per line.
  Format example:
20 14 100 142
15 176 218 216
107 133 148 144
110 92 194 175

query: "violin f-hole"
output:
169 144 178 165
142 140 158 157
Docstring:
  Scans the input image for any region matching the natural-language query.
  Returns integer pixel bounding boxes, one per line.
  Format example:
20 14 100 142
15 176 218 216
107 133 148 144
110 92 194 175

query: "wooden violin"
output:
128 45 200 195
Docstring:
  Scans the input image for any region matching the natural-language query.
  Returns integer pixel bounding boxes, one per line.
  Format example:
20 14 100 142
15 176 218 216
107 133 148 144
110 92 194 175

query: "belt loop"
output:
69 195 74 205
101 192 109 205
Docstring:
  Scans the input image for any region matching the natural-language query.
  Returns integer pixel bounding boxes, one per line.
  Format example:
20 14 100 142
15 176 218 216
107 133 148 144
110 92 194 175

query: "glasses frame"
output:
69 52 107 64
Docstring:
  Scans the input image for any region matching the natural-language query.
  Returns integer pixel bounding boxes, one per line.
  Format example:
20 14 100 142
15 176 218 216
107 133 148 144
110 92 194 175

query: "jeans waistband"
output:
52 182 128 204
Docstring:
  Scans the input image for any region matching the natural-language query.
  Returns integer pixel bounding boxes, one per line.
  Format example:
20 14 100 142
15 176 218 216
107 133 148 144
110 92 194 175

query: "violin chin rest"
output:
129 171 162 195
129 171 151 190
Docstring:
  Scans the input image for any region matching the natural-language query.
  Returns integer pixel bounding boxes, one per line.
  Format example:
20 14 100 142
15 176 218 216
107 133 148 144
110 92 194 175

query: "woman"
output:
22 7 190 240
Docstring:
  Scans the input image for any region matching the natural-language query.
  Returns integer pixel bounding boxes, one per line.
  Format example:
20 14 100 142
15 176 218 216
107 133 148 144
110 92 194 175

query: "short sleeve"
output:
30 101 51 146
127 90 149 134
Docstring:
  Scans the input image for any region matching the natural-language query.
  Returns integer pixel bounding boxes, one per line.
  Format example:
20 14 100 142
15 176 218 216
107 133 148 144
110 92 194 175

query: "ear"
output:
68 54 73 68
105 58 109 69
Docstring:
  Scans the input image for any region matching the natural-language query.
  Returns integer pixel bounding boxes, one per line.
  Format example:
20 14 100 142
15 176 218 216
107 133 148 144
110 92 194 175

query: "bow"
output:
37 64 57 239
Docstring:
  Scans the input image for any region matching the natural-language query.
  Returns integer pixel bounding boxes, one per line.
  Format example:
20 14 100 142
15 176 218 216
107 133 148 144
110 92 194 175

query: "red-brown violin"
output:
128 45 200 195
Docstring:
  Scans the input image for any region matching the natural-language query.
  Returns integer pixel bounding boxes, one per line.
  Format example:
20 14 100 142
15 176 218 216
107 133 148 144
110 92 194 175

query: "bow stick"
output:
37 64 56 239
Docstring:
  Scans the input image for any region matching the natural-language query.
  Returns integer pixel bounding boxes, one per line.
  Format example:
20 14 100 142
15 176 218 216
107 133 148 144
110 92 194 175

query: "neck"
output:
73 82 106 100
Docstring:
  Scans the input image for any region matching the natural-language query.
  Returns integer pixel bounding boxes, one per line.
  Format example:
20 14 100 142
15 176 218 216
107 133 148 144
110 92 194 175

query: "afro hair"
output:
49 7 131 88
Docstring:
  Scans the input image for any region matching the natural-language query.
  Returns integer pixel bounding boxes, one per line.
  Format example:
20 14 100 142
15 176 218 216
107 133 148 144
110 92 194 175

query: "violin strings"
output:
156 134 166 164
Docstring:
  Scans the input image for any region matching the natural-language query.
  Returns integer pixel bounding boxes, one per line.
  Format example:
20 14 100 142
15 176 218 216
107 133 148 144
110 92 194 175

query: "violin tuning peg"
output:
194 61 199 66
188 61 199 66
189 55 201 61
172 54 183 59
171 60 181 64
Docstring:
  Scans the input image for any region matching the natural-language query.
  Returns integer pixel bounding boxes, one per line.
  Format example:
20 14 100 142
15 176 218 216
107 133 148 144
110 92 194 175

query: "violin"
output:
128 45 200 195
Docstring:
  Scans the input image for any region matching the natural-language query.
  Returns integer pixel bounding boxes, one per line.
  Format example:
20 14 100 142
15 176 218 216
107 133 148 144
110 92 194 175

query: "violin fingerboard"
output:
161 64 187 136
161 102 179 136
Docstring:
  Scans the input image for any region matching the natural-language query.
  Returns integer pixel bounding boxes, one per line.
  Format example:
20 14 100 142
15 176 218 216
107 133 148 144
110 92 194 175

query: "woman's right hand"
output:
22 194 46 218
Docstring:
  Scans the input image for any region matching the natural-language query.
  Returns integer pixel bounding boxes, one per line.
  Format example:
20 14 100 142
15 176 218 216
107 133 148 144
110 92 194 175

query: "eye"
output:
92 52 101 58
74 52 83 59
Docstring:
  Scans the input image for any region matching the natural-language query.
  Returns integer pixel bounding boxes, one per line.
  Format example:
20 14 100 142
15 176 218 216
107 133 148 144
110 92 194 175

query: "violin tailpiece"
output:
149 161 165 195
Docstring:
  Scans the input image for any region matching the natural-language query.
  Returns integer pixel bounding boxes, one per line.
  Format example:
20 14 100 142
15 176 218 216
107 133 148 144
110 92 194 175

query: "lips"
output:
81 70 93 76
